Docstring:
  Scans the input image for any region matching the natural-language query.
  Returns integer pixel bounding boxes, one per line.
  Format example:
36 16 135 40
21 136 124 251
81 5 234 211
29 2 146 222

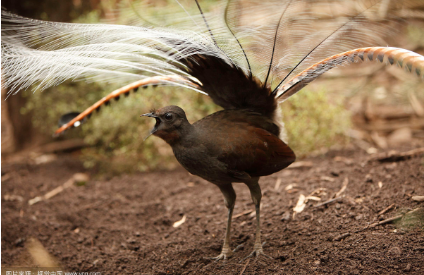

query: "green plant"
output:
280 88 351 157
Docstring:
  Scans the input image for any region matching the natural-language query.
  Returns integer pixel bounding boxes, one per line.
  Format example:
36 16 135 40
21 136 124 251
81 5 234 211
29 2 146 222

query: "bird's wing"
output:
275 47 424 102
216 125 295 178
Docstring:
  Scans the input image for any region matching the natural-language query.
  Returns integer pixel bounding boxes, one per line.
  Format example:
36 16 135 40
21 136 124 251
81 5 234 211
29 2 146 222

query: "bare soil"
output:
2 147 424 274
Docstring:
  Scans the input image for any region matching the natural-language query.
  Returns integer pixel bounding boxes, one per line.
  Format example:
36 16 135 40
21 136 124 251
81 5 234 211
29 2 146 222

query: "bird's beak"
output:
141 112 160 141
140 112 158 118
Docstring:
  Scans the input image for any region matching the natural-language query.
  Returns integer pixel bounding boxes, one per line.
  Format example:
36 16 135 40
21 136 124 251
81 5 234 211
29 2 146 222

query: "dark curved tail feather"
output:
183 54 277 119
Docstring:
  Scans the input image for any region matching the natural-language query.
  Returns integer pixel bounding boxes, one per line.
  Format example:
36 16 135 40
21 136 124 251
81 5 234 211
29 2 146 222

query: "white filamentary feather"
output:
0 0 417 98
1 10 233 95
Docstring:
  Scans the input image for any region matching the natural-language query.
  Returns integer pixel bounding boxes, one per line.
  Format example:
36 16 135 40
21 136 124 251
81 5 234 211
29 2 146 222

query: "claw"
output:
240 242 272 262
205 251 233 262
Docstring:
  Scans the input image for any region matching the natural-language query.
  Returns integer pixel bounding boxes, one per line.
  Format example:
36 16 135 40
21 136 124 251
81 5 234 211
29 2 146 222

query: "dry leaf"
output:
335 177 349 198
173 215 186 228
306 196 321 201
411 196 424 202
293 194 306 214
285 184 298 191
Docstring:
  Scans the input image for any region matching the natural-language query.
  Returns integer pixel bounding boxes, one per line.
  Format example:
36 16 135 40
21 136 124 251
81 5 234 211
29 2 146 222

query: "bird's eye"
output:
164 113 173 121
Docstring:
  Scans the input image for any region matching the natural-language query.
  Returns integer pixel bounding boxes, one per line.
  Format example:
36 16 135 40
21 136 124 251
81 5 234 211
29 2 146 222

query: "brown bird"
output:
2 0 423 262
137 51 297 259
141 107 294 259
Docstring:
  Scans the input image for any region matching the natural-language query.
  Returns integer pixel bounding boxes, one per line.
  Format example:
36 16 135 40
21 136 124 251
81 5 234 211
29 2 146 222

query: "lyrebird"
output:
2 0 423 260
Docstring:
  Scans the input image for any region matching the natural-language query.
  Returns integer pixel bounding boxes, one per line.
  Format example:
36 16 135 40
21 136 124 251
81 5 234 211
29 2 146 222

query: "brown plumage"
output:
140 56 295 259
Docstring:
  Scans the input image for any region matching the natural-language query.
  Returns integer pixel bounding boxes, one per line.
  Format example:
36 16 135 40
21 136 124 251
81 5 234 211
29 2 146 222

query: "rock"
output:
281 211 291 221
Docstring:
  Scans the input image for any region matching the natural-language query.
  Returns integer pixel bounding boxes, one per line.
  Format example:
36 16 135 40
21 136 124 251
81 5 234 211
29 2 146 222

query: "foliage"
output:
280 88 351 157
22 82 219 173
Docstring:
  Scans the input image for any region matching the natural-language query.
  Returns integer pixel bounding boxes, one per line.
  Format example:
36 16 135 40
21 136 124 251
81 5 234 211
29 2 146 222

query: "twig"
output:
334 177 349 198
377 203 395 216
28 173 89 205
359 208 421 232
287 161 313 169
234 209 254 219
368 148 424 162
239 259 250 275
314 197 342 208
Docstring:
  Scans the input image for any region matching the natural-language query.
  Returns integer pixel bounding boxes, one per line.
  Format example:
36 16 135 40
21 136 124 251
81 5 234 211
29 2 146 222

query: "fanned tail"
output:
53 75 198 136
276 47 424 102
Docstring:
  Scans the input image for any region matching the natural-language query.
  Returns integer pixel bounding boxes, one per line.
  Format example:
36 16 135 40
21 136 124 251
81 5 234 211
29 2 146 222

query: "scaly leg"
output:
242 178 272 261
209 184 236 261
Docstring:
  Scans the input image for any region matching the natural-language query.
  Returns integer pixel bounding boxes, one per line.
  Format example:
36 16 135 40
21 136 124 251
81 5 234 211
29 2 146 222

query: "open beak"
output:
140 112 158 118
140 112 160 140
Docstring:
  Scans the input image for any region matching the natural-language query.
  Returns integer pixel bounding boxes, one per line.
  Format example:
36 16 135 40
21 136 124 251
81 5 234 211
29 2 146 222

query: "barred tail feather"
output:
276 47 424 102
53 75 198 136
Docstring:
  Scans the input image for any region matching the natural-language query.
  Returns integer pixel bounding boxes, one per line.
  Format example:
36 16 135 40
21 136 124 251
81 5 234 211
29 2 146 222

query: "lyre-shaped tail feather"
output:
53 76 198 136
276 47 424 102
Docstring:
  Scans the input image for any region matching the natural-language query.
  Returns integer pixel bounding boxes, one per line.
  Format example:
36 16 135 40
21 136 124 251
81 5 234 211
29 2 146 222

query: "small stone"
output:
14 238 25 247
355 214 364 220
335 203 341 209
314 260 321 265
405 263 411 272
127 238 136 244
365 174 373 183
281 211 291 221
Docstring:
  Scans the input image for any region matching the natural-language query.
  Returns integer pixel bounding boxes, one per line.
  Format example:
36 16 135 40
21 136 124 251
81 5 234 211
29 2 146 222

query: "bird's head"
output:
141 105 191 145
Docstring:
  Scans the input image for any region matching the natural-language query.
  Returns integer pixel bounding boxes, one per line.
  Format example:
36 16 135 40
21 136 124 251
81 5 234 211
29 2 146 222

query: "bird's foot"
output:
240 242 272 262
208 252 232 262
206 244 243 262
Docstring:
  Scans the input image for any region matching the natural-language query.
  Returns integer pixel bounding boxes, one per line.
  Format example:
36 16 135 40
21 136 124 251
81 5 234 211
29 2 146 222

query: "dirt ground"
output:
2 146 424 274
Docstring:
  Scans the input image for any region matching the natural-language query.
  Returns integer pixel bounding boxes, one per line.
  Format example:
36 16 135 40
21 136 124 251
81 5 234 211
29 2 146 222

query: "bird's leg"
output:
242 179 272 261
208 184 236 261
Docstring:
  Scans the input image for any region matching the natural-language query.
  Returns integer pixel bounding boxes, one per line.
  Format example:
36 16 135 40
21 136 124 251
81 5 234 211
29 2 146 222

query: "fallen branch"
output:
368 148 424 162
377 203 395 216
239 258 250 275
28 173 89 205
234 209 254 219
35 139 86 154
314 197 342 208
359 208 421 232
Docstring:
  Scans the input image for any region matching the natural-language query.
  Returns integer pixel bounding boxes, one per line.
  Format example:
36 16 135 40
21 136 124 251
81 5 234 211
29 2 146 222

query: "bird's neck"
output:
158 121 195 147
